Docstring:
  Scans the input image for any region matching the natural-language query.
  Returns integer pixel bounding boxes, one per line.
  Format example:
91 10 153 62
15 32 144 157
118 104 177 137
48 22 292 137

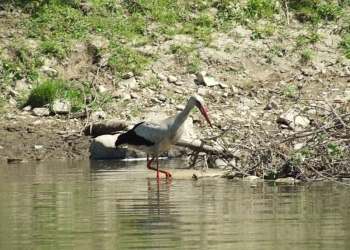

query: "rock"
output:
203 76 219 87
33 120 42 125
157 73 167 81
14 79 29 91
265 100 279 110
197 88 209 96
32 107 50 116
168 75 177 83
277 108 310 131
242 98 255 108
196 71 206 83
97 85 108 93
275 177 295 183
174 81 184 86
90 134 134 160
90 109 106 120
51 100 70 114
157 95 166 102
243 175 259 181
130 93 139 99
8 89 20 97
22 105 32 111
34 145 43 149
122 72 134 79
214 158 227 168
150 97 162 104
219 82 228 89
41 66 58 76
294 143 304 150
176 104 185 111
120 77 138 89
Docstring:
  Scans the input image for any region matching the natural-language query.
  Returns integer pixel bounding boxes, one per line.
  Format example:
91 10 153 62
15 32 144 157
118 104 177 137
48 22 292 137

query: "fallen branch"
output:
176 138 234 158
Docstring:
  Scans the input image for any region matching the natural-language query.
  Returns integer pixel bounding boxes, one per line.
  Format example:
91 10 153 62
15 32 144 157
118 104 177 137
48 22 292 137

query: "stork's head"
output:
190 94 213 128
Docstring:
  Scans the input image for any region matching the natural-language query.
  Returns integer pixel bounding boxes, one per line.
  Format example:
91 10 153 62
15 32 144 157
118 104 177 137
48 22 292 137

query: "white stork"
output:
115 94 213 180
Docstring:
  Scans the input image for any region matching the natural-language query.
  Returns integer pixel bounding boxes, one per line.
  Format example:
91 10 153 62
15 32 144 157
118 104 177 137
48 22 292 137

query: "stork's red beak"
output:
199 105 213 128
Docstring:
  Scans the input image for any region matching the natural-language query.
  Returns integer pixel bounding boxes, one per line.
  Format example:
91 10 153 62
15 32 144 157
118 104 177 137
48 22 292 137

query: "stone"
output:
214 158 227 168
33 120 42 125
97 85 108 93
157 95 166 102
277 108 310 131
120 77 138 89
9 89 20 97
157 73 167 81
51 100 71 114
197 88 209 96
41 66 58 76
294 143 304 150
168 75 178 83
32 108 50 116
90 109 106 120
265 100 279 110
22 105 32 111
196 71 206 83
203 76 219 87
130 93 139 99
219 82 228 89
174 81 184 86
122 72 134 79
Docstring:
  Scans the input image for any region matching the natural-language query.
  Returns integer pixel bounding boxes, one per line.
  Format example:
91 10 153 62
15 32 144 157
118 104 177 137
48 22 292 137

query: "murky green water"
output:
0 159 349 250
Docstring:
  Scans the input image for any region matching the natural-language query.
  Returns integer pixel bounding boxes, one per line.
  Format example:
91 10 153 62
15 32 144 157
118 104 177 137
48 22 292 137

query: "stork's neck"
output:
172 101 195 128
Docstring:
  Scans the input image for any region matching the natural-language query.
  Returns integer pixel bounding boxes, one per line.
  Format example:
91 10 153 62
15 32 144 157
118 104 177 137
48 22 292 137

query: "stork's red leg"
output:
146 156 172 180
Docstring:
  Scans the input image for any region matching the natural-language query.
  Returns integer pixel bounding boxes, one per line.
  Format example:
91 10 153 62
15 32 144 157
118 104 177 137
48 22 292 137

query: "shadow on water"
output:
0 159 350 249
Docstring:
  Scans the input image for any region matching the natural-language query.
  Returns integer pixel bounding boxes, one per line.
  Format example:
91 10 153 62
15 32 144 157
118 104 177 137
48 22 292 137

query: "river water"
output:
0 159 349 250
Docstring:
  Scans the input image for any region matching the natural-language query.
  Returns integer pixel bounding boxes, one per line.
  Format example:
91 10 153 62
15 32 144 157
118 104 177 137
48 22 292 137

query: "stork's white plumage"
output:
115 94 213 180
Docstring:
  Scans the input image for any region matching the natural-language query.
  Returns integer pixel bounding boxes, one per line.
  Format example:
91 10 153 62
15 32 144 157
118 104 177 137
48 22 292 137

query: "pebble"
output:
196 71 206 83
32 108 50 117
167 75 177 83
122 72 134 79
157 73 167 81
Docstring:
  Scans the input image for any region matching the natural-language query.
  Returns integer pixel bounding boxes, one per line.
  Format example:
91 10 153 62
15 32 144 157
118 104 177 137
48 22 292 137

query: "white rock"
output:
51 100 70 114
32 108 50 116
196 71 206 83
168 75 177 83
203 77 219 87
122 72 134 79
97 85 108 93
294 143 304 150
33 120 43 125
41 66 58 76
197 88 209 96
91 109 106 120
157 73 167 81
219 83 228 89
214 158 228 168
34 145 43 149
278 108 310 130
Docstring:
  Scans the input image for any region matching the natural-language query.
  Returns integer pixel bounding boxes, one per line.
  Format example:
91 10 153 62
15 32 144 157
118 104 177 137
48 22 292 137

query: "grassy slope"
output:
0 0 350 108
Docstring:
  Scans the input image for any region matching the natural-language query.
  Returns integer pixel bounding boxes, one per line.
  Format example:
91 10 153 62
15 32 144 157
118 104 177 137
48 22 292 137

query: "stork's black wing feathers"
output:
115 122 155 148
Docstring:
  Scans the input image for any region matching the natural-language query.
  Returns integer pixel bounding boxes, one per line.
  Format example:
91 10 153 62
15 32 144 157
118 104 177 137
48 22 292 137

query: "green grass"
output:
26 79 114 113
